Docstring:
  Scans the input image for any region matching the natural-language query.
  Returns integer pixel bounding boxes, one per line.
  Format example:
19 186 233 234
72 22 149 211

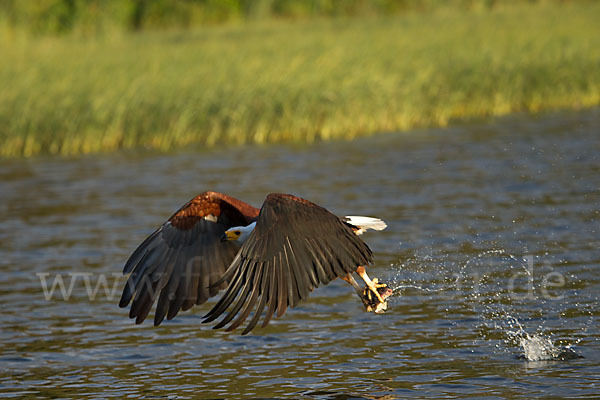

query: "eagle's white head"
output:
222 221 256 243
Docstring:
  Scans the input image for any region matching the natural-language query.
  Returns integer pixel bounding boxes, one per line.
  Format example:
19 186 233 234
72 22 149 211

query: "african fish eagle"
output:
119 191 391 335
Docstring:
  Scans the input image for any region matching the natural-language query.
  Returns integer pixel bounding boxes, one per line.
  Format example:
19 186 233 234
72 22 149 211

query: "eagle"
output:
119 191 392 335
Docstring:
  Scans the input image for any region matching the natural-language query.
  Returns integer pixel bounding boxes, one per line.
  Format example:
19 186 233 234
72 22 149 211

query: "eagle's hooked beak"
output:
221 230 236 242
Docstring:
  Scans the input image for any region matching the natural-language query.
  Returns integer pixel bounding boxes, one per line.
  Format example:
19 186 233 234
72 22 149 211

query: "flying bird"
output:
119 191 391 335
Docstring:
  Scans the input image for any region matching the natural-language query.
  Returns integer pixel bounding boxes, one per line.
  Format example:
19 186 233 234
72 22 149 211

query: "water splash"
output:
390 284 437 294
520 334 558 361
505 316 582 361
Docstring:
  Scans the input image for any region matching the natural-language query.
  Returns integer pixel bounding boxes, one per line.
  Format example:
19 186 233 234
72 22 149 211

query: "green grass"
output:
1 2 600 157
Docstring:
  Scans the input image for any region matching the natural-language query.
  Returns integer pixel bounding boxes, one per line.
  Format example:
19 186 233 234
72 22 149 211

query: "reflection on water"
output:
1 109 599 398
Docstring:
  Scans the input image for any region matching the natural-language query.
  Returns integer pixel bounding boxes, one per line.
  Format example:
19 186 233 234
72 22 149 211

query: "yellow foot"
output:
357 267 386 303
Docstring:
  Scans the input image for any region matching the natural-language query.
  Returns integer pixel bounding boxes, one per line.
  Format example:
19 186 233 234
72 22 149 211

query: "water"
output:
1 109 599 398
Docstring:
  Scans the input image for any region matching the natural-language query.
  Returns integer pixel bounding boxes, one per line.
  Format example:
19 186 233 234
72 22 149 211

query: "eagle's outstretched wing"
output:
203 193 373 334
119 191 259 326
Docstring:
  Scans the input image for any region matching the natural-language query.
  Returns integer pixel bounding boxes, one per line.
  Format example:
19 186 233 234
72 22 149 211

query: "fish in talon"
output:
362 278 393 313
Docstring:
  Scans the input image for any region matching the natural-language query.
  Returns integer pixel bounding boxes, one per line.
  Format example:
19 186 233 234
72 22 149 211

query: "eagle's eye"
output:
235 231 241 235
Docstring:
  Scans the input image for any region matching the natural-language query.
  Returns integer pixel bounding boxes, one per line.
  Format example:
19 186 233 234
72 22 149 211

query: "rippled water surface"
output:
1 109 599 399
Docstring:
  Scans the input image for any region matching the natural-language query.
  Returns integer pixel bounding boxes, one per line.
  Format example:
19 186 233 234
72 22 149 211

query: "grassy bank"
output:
1 2 600 157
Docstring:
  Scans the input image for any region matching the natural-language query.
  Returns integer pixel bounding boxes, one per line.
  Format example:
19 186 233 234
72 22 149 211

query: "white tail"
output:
344 215 387 235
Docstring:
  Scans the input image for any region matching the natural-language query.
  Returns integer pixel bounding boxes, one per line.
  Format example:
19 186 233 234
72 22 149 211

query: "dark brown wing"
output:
119 191 259 326
203 193 373 335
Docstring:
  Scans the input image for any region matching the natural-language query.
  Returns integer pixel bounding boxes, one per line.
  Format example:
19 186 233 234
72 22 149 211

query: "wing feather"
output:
213 261 256 329
282 250 297 309
226 262 265 332
123 230 162 274
203 260 246 323
281 240 299 304
181 255 201 310
261 261 278 328
244 265 270 334
292 237 318 287
304 238 333 283
168 276 187 319
276 252 289 318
